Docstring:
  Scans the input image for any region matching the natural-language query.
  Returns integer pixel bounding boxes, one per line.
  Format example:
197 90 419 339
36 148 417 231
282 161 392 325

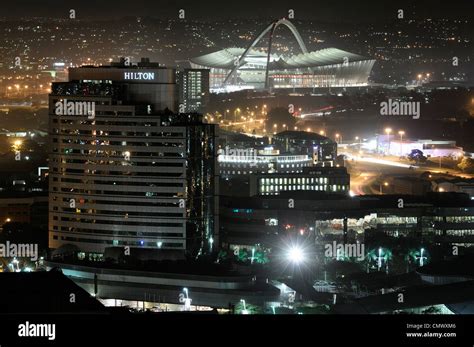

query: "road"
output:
342 151 473 195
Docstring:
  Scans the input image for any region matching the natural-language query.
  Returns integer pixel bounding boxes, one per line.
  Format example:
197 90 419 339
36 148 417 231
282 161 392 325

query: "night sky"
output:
1 0 473 21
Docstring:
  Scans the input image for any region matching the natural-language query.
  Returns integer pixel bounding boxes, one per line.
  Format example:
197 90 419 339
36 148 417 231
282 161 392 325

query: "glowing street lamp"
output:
355 136 362 150
12 258 20 272
240 299 249 314
385 128 392 154
377 247 383 271
182 287 191 311
398 130 405 155
287 246 305 264
415 248 427 267
380 181 389 194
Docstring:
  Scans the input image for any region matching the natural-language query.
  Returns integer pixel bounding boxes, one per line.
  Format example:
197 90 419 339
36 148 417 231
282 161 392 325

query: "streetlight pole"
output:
377 248 383 271
416 248 427 267
385 128 392 155
379 181 388 194
398 130 405 156
355 136 362 151
240 299 249 314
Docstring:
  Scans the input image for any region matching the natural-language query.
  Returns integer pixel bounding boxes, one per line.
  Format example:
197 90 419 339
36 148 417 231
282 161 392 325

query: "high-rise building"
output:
48 58 218 260
178 68 210 113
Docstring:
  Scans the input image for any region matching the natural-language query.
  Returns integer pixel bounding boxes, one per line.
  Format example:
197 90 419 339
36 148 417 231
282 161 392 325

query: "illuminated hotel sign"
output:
123 72 155 80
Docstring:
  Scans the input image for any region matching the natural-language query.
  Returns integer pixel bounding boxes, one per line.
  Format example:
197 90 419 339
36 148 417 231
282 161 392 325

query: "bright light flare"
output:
287 246 305 264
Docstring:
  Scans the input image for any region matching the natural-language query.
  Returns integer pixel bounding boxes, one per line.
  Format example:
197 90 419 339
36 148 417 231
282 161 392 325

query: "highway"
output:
341 150 473 195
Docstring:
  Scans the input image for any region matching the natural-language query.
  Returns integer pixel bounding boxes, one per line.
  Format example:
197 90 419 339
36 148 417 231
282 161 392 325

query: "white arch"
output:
223 18 308 88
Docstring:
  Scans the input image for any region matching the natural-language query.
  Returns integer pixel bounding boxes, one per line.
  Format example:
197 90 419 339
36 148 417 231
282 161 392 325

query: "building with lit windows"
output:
48 58 218 260
177 68 210 113
272 131 338 167
218 146 313 178
249 167 350 196
220 192 474 250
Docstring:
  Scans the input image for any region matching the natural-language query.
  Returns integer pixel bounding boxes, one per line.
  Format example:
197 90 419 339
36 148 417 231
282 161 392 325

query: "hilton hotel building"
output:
48 58 218 259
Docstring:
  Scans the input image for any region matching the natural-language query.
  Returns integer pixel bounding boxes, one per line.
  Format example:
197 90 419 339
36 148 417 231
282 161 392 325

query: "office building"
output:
249 167 350 196
48 58 218 260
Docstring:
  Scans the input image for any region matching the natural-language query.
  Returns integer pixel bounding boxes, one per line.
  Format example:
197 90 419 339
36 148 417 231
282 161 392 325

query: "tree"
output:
458 157 474 173
408 149 427 163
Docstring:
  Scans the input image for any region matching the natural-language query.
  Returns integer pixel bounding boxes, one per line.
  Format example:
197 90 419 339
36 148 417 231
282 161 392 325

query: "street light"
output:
240 299 249 314
398 130 405 156
380 181 389 194
385 128 392 155
12 258 20 272
378 247 383 271
287 246 305 264
182 287 191 311
335 133 341 144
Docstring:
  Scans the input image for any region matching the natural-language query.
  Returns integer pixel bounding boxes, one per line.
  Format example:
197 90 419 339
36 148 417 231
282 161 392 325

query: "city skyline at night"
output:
0 1 473 345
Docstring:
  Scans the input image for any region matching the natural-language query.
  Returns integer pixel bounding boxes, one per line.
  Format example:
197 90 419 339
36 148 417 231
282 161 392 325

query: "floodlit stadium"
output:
190 18 375 92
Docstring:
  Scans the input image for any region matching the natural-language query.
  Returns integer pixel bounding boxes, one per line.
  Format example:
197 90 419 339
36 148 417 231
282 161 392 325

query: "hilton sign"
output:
123 72 155 80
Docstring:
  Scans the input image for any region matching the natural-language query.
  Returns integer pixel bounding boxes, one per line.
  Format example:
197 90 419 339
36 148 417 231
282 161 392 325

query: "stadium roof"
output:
190 47 373 70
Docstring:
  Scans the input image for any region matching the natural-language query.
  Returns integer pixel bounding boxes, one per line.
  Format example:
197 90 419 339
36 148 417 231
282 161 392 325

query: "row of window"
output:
261 177 330 184
222 170 304 175
259 184 348 194
51 235 184 248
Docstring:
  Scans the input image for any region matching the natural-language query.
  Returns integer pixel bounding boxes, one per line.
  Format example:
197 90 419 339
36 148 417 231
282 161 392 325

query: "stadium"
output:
189 18 376 92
